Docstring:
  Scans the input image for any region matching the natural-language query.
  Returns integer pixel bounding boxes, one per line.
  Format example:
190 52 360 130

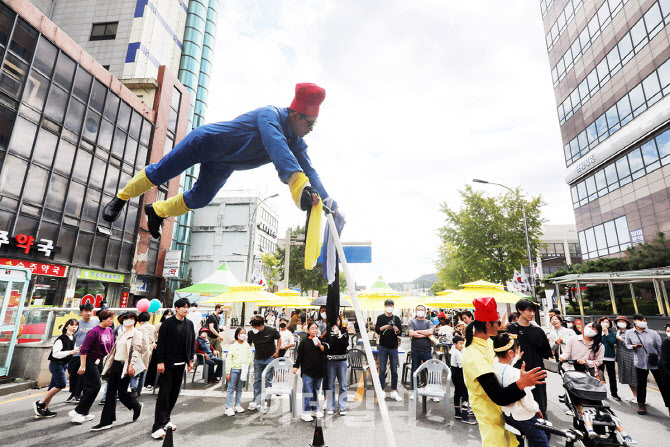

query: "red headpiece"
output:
290 83 326 117
473 297 498 322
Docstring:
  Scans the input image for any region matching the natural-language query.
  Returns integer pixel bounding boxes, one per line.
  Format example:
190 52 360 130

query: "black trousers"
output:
67 357 82 397
145 354 158 388
100 361 141 425
532 383 548 417
152 365 185 432
637 367 670 406
599 360 618 397
451 366 469 407
74 358 103 415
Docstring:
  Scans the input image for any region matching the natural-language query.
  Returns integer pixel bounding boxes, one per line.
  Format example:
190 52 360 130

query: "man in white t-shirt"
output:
278 318 295 357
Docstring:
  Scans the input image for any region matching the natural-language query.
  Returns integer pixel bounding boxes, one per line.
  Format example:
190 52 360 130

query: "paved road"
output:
0 347 668 446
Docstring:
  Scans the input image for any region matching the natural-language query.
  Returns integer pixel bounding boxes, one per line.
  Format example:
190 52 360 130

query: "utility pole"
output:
283 227 291 289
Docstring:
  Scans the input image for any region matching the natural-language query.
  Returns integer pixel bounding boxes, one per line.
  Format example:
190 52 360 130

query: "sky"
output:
205 0 574 288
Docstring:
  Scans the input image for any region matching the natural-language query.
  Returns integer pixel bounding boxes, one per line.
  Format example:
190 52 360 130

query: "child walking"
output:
450 334 476 425
225 328 253 417
293 321 324 422
34 319 80 418
492 332 549 447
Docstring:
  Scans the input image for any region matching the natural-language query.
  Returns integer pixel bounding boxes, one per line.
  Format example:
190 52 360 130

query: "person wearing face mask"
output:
548 315 576 361
316 306 330 399
93 312 145 431
563 316 581 335
323 316 349 415
225 327 253 416
625 314 670 415
294 321 325 421
613 316 638 403
247 315 281 411
597 317 620 400
34 319 80 418
408 305 434 396
278 318 295 358
493 332 549 447
660 323 670 416
375 299 403 402
560 322 634 443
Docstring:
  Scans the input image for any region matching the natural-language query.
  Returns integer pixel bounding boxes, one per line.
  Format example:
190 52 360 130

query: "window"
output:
89 22 118 41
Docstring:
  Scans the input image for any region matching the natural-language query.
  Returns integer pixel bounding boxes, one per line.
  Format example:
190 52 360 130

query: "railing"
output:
10 307 167 344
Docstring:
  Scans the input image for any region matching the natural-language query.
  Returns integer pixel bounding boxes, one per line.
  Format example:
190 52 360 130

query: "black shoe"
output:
102 197 127 222
33 401 46 417
133 403 143 422
42 409 57 418
612 394 622 401
99 399 106 405
461 413 477 425
90 423 113 431
65 394 77 403
144 204 164 239
454 409 462 419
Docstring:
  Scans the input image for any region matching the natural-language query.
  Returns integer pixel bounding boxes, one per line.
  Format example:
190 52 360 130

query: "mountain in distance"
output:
388 273 438 292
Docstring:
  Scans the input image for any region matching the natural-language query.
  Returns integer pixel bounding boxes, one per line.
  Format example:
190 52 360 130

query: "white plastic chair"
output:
259 357 296 420
412 359 451 423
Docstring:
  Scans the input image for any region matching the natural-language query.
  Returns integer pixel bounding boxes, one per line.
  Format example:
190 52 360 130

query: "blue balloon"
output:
148 299 161 313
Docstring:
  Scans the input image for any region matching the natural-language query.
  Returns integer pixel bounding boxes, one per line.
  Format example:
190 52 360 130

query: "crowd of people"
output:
31 295 670 444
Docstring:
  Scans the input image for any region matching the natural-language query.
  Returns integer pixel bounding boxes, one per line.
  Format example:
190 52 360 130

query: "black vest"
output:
48 334 75 363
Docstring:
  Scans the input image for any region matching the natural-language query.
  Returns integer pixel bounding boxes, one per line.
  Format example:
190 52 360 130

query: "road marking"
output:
0 391 46 405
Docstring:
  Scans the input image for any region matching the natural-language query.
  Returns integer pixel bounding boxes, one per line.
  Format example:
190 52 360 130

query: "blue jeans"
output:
505 415 550 447
129 371 146 391
302 374 323 413
410 350 433 390
48 361 68 390
327 360 348 411
226 369 243 408
253 358 274 404
378 346 399 391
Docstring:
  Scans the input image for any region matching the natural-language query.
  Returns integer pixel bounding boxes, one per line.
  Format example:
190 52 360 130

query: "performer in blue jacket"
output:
103 83 335 238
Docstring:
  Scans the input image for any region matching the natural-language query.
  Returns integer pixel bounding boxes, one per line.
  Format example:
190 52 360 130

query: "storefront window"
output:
74 280 106 308
29 276 65 307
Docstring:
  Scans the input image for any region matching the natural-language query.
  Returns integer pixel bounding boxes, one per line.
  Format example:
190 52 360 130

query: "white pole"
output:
325 212 397 447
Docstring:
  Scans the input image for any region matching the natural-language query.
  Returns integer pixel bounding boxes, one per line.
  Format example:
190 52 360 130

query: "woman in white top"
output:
33 319 80 418
94 312 145 430
547 315 575 359
278 318 295 358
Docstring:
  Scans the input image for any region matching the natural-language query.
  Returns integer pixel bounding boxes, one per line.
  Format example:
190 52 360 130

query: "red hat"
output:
290 83 326 117
474 297 499 322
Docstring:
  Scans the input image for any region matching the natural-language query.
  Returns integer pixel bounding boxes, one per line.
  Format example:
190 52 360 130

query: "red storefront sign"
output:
0 258 67 277
120 292 129 308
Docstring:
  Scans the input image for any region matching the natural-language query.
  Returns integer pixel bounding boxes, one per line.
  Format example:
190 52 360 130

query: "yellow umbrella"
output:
356 275 407 310
432 286 521 308
274 288 301 296
201 283 276 304
435 289 457 296
459 280 505 290
256 294 315 307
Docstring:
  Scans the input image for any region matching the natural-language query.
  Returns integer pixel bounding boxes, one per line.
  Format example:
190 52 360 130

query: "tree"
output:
436 185 546 287
261 252 282 291
180 268 194 289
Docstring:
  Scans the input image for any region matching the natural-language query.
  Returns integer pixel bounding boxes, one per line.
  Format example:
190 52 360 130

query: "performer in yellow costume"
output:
463 297 547 447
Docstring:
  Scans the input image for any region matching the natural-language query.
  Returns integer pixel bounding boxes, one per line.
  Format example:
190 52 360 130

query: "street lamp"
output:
472 179 535 300
240 193 278 325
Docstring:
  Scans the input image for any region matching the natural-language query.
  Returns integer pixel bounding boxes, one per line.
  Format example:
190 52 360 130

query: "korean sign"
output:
0 258 67 277
79 269 125 283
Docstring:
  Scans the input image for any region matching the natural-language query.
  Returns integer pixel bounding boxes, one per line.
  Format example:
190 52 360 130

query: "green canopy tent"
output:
175 262 241 306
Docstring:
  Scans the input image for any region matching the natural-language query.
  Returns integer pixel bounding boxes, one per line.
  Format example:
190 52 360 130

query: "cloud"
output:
206 0 573 287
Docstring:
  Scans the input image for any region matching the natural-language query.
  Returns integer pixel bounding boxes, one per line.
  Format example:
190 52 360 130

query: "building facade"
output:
538 224 583 277
0 0 190 312
543 0 670 261
189 190 279 286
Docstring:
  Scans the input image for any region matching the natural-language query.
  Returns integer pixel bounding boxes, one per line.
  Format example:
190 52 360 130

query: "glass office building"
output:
0 0 190 309
543 0 670 261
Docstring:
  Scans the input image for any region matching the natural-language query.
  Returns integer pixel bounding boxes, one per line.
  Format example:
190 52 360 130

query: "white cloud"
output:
205 0 573 287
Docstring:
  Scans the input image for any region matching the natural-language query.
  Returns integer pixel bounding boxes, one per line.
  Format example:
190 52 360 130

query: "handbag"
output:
129 333 147 376
635 332 659 367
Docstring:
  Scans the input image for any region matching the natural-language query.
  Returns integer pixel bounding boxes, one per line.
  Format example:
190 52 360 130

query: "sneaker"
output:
390 391 403 402
326 409 334 415
623 435 637 445
558 394 565 403
461 414 477 425
133 403 143 422
409 394 415 400
454 409 462 419
165 422 177 431
102 197 127 222
225 408 235 417
42 409 57 418
315 411 324 418
65 394 77 403
301 413 314 422
612 394 622 401
71 413 94 424
90 423 113 431
99 399 106 405
637 403 647 415
144 204 165 239
624 396 636 403
248 402 259 411
339 410 346 416
151 428 166 439
145 385 153 391
234 406 245 413
33 401 45 417
587 430 597 439
431 397 440 402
